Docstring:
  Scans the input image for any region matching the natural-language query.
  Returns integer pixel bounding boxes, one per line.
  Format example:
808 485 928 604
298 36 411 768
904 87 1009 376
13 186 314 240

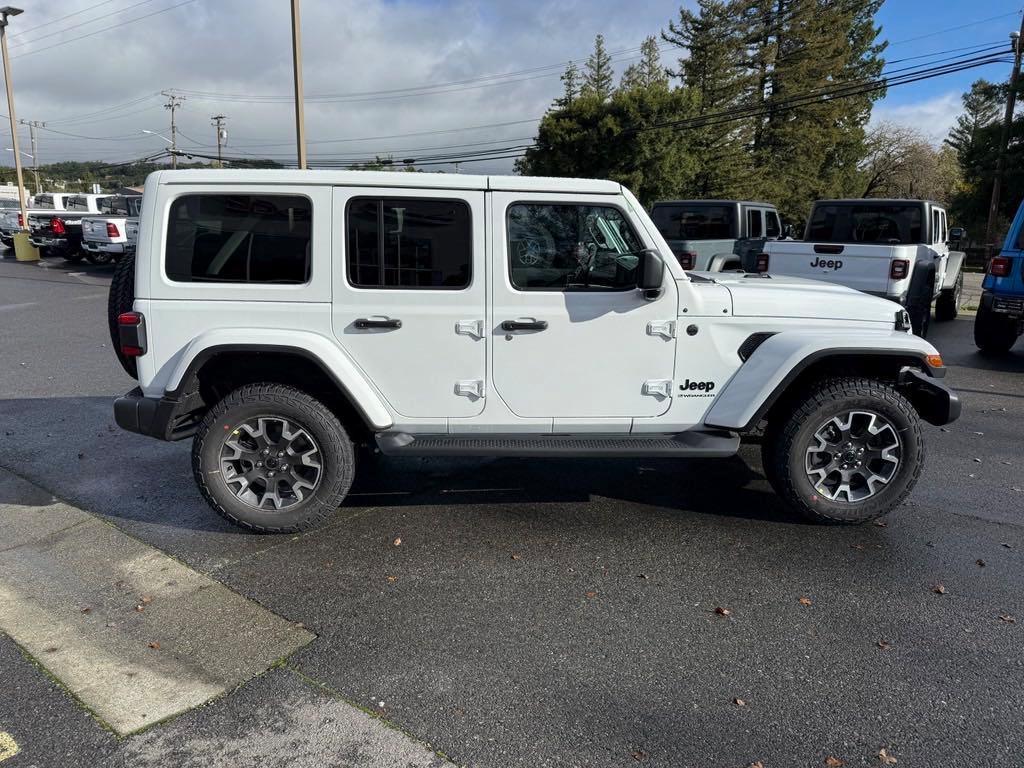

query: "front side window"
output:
508 203 645 291
651 204 734 240
165 194 312 284
346 197 471 289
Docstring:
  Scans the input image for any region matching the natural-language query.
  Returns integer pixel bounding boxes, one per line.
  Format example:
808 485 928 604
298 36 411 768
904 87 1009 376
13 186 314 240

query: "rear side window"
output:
346 197 471 289
651 204 734 240
746 208 763 238
100 196 131 216
66 196 92 212
165 194 312 284
766 211 782 238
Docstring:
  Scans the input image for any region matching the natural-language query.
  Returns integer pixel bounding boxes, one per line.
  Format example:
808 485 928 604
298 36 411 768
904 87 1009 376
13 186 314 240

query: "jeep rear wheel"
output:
934 271 962 322
762 377 924 524
193 383 355 533
974 304 1019 354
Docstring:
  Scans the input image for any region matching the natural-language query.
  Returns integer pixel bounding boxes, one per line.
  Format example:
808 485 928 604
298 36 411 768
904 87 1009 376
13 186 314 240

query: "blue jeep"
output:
975 201 1024 354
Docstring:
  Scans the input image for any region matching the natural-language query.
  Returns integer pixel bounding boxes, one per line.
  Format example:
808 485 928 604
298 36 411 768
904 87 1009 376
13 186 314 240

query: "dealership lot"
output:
0 254 1022 767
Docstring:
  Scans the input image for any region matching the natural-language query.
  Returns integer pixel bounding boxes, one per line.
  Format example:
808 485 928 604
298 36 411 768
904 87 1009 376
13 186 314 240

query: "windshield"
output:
651 204 736 240
807 203 924 244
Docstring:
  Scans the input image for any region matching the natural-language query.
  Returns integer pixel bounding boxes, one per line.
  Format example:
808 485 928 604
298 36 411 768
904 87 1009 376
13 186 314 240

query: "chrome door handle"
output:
501 319 548 332
355 317 402 329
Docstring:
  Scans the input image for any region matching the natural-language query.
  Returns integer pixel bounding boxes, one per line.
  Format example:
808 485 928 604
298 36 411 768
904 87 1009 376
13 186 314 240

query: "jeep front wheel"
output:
763 377 924 524
193 383 355 533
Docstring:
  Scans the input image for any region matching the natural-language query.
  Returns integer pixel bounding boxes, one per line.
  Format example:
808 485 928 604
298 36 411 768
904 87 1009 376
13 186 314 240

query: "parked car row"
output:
0 191 141 265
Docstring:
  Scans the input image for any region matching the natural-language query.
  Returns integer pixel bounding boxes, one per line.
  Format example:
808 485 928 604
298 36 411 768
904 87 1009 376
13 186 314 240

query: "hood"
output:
692 272 902 324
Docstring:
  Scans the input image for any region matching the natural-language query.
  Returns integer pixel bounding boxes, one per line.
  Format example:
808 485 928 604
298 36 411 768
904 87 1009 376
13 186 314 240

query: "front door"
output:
489 192 677 419
332 187 486 419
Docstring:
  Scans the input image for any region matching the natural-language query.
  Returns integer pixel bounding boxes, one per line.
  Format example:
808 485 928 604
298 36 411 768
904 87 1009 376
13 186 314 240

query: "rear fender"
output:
703 329 942 431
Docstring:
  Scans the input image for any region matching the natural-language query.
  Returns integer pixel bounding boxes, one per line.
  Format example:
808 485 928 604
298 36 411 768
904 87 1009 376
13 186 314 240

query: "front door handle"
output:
355 317 402 329
501 319 548 332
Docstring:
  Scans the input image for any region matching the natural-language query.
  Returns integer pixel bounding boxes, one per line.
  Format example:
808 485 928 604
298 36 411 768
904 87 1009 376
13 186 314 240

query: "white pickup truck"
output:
81 195 142 265
0 193 72 250
761 200 966 337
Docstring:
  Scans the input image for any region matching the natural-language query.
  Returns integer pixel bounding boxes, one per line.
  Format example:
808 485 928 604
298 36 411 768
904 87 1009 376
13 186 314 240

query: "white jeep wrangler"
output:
111 170 960 532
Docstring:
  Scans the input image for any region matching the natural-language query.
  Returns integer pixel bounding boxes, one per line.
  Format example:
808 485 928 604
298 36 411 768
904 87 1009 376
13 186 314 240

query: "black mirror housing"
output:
638 249 665 299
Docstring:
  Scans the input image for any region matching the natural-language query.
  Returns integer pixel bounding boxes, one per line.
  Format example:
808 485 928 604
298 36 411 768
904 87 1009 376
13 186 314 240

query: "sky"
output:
0 0 1020 174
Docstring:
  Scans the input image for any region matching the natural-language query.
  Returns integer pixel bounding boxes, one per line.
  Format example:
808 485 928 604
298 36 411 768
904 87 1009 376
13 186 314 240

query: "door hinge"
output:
646 320 676 340
455 319 484 339
455 379 485 399
643 379 672 398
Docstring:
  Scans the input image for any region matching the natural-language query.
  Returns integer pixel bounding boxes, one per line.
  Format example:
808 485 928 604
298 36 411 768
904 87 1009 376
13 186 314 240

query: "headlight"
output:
895 309 912 332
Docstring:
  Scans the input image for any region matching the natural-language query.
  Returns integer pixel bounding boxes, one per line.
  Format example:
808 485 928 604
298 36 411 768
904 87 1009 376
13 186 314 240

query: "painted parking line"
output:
0 468 314 736
0 733 18 762
0 302 37 312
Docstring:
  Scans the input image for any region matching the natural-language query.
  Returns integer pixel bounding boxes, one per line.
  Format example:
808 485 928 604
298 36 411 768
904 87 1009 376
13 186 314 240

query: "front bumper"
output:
899 368 961 426
83 240 126 254
114 388 200 441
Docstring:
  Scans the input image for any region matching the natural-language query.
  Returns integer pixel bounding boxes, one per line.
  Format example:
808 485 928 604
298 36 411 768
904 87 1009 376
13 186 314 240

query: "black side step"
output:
375 431 739 458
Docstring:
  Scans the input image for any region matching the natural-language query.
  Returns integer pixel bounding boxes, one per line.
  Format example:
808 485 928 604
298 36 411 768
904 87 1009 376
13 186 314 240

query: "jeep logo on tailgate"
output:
811 257 843 270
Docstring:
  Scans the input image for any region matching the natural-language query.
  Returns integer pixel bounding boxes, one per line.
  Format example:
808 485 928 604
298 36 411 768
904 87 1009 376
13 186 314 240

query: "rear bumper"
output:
899 368 961 426
29 236 67 249
114 388 199 441
83 240 126 254
982 290 1024 319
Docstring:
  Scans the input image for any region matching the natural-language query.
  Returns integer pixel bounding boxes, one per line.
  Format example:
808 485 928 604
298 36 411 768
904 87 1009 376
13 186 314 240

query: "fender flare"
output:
164 328 393 430
703 329 943 431
942 251 966 290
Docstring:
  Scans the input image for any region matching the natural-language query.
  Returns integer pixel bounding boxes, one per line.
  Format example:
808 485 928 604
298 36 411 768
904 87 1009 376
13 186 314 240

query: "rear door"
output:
331 187 486 420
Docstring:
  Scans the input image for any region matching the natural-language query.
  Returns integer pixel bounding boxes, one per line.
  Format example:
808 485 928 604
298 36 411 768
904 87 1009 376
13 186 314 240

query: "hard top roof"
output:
652 199 777 208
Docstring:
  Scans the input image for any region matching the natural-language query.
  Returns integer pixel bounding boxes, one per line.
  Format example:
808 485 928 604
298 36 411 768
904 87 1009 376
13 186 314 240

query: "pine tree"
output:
557 61 582 107
946 79 1001 160
582 34 615 101
622 36 669 91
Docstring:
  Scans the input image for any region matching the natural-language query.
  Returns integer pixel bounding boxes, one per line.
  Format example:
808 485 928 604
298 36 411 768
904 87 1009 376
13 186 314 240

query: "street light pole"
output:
984 18 1024 254
290 0 307 169
0 6 28 231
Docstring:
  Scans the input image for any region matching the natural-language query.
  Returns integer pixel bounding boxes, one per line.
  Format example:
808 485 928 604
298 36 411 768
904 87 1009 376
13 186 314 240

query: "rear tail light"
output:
989 256 1011 277
106 222 120 238
51 217 66 236
755 253 770 273
17 213 23 227
117 312 146 357
678 251 696 270
890 259 909 280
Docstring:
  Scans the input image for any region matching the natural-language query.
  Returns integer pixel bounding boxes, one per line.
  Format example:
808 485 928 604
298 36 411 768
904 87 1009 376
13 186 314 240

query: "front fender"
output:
943 251 966 290
703 329 941 431
163 328 393 430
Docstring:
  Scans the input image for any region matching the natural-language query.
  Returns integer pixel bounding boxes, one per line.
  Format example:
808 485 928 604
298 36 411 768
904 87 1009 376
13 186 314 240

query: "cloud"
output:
870 91 963 145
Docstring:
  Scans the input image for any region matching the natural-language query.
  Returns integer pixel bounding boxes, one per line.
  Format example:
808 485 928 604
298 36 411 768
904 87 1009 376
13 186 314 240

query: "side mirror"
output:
638 249 665 300
948 227 965 244
783 223 796 239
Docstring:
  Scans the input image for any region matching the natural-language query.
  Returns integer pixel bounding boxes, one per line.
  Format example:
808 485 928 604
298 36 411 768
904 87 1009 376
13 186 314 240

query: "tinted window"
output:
747 208 763 238
165 194 311 284
99 196 132 216
766 211 782 238
35 194 54 209
66 196 93 212
508 203 644 291
807 203 923 245
651 204 735 240
0 199 18 209
346 198 471 289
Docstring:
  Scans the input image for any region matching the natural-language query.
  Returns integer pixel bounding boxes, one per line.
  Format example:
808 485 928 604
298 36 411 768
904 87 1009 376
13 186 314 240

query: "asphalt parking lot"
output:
0 253 1022 768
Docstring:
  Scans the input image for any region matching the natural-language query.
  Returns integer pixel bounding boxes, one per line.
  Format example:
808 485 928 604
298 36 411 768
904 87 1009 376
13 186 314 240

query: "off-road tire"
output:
762 377 924 524
192 383 355 533
107 251 137 378
906 266 934 338
934 270 962 322
62 249 85 264
974 303 1020 354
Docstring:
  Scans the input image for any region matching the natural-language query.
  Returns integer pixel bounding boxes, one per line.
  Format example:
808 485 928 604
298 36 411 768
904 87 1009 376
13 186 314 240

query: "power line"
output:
8 0 161 49
7 0 122 38
886 9 1022 46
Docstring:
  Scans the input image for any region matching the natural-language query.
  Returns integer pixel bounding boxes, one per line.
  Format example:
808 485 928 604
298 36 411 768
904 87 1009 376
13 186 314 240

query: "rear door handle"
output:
355 317 402 329
501 319 548 332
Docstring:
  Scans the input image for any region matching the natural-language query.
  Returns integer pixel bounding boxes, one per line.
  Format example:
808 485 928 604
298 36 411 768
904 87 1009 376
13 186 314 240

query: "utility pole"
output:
20 118 42 194
290 0 307 169
211 114 227 167
161 89 185 170
984 18 1024 254
0 6 28 236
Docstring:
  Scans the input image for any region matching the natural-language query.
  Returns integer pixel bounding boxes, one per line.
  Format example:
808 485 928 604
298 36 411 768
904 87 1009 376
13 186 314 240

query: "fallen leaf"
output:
825 757 846 767
878 747 897 764
392 537 402 546
630 749 648 762
733 697 746 707
1001 543 1013 549
972 457 982 463
714 606 732 617
135 605 145 612
386 575 398 583
77 452 84 460
932 584 946 595
976 559 986 567
798 596 813 606
585 591 597 599
877 639 892 650
638 573 649 580
851 543 865 550
139 595 153 606
999 614 1016 624
874 519 888 528
511 553 522 561
80 606 92 614
44 646 58 653
749 762 765 768
973 431 984 436
147 642 160 650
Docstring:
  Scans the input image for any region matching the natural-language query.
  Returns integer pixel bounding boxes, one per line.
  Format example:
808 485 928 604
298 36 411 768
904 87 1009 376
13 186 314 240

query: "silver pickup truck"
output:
81 195 142 265
0 193 72 250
